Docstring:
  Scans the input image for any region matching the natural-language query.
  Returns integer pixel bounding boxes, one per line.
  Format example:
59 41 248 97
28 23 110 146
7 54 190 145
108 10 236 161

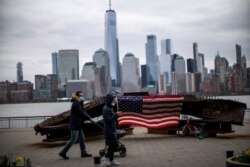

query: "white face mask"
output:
111 97 117 106
80 96 85 101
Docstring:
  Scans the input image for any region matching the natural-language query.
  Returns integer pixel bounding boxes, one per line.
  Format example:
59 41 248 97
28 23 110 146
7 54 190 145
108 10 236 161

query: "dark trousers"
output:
105 144 118 161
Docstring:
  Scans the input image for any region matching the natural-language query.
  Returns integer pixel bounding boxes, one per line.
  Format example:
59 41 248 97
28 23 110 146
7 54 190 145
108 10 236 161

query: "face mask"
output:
80 96 85 101
111 97 117 106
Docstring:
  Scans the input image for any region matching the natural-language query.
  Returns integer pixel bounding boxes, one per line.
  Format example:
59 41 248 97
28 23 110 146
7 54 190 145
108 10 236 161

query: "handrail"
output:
0 116 52 129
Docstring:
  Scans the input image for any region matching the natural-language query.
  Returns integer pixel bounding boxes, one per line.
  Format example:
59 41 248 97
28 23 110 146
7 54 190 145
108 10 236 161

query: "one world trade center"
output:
105 0 121 87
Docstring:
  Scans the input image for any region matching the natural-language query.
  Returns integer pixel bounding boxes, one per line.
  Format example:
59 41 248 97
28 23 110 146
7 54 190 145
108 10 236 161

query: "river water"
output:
0 95 249 118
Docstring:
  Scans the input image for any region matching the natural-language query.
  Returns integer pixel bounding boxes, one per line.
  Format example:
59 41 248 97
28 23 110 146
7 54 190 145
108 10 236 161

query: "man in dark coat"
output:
102 93 122 166
59 91 93 159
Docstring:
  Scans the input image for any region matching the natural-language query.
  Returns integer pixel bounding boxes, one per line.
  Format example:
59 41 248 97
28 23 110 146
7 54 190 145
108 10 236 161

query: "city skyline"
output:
0 0 249 84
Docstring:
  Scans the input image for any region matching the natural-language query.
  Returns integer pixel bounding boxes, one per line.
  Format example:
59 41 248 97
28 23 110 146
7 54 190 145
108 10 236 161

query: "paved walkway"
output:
0 121 250 167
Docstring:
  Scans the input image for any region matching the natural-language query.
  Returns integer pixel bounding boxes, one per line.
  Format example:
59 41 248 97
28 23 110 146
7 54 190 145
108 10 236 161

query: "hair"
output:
75 91 83 97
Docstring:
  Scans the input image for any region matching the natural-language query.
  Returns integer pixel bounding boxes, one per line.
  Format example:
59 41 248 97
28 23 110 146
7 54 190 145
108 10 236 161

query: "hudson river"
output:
0 95 249 119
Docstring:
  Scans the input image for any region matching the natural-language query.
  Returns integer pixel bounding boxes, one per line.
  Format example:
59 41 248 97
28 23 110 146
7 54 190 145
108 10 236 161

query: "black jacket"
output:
70 97 91 130
102 93 118 146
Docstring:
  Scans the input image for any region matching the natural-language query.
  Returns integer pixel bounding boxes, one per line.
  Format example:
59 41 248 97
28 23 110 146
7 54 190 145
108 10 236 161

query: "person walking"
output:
102 93 122 166
59 91 93 159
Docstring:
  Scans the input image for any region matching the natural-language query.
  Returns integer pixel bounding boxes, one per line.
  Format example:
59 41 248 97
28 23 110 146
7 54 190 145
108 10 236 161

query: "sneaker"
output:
81 153 92 157
59 153 69 160
110 160 120 166
103 157 111 166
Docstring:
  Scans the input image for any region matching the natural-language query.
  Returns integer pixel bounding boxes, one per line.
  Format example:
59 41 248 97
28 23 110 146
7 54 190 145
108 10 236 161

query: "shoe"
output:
81 153 92 157
103 157 111 166
110 160 120 166
59 153 69 160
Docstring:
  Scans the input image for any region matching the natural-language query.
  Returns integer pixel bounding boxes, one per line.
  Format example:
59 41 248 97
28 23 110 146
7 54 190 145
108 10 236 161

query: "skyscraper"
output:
122 53 140 93
51 52 58 75
174 56 186 73
93 48 112 94
81 62 97 81
193 42 198 72
105 1 120 87
16 62 23 82
146 35 159 85
81 62 102 97
93 48 110 81
160 39 172 85
236 44 242 66
57 50 79 87
197 53 204 72
187 58 194 73
141 65 150 88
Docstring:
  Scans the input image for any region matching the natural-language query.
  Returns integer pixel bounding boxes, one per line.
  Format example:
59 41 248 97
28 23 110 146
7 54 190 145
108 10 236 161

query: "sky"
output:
0 0 249 84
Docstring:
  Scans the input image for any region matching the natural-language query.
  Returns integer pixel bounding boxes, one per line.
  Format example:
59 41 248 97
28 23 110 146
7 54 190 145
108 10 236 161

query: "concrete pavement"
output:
0 121 250 167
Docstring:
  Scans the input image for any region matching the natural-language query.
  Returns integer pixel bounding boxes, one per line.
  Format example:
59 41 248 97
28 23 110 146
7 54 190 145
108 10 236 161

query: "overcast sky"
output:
0 0 249 84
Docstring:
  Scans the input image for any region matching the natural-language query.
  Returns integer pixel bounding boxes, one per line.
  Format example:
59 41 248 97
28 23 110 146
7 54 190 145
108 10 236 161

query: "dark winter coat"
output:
70 95 91 130
102 93 118 146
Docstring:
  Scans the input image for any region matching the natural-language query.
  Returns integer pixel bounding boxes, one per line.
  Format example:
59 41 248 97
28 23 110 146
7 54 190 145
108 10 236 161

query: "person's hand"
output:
116 111 122 116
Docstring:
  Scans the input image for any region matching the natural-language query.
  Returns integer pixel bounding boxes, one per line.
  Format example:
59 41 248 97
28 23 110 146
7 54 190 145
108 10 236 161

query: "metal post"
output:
8 117 11 128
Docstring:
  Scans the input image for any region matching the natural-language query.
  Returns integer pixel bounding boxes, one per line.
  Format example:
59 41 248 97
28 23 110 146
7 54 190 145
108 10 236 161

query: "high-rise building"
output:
33 74 58 101
160 39 172 85
187 58 194 73
172 72 186 94
171 54 179 72
57 49 79 87
10 81 33 103
247 67 250 92
81 62 97 81
93 48 112 94
242 55 247 90
174 56 186 73
141 65 150 88
105 1 120 87
0 81 11 103
52 52 58 75
186 73 195 93
194 72 202 93
172 55 186 94
17 62 23 82
122 53 140 93
81 62 103 97
47 74 58 100
214 51 221 74
35 75 47 90
93 49 110 80
66 80 93 100
146 35 160 85
193 42 198 72
197 53 204 73
214 52 229 92
236 44 242 66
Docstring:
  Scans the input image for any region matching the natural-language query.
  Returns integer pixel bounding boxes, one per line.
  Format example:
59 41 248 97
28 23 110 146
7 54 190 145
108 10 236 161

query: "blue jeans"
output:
60 129 86 156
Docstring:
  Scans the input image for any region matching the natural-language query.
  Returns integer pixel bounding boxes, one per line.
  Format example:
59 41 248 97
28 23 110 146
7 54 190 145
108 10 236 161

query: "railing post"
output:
8 117 11 128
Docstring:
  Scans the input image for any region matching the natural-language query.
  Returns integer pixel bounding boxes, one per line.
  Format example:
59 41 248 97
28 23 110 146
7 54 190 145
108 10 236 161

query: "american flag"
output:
118 95 184 129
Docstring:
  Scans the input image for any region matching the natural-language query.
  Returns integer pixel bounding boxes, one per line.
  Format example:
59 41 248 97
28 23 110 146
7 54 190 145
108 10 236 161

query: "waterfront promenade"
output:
0 121 250 167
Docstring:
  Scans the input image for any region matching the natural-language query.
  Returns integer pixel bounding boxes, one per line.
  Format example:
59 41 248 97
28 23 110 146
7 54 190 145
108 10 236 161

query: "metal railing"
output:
0 109 249 129
0 116 52 129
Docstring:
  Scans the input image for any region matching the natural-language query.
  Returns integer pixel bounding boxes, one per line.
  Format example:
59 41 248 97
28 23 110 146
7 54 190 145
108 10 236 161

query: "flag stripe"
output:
118 112 180 119
143 102 183 108
119 116 179 124
143 98 184 103
119 120 179 129
143 107 183 114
